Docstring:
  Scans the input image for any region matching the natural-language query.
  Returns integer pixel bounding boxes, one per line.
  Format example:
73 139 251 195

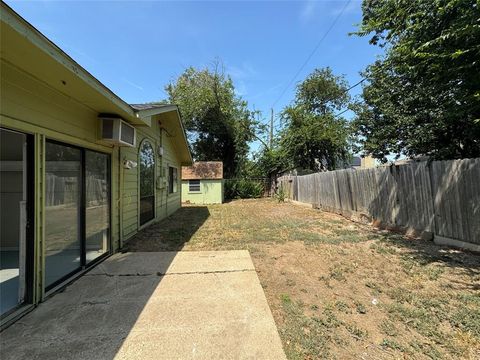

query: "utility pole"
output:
270 108 274 148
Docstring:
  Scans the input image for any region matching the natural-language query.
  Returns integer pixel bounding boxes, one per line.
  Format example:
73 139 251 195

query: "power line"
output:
333 77 368 118
344 77 367 94
333 108 350 118
271 0 353 109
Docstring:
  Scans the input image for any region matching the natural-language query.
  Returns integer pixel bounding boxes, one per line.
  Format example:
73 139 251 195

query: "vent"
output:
99 117 136 147
120 122 135 145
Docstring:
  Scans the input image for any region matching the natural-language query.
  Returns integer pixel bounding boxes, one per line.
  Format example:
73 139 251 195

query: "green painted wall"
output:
1 59 120 302
120 121 182 240
181 179 223 204
0 58 183 305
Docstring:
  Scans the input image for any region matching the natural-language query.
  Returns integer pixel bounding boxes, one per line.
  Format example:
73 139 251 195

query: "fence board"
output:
279 158 479 246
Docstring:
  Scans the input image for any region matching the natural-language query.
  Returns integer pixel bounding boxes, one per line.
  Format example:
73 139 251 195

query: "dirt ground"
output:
125 199 480 360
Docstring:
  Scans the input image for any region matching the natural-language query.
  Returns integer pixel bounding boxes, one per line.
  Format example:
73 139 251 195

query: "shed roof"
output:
182 162 223 180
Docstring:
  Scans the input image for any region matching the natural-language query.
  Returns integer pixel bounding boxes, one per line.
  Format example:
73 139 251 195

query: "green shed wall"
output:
181 179 223 204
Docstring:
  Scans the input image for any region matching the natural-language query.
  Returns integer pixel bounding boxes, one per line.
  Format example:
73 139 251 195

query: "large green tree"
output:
353 0 480 161
279 68 352 172
166 63 259 178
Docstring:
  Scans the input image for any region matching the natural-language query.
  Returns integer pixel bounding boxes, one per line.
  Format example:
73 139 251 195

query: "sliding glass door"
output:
85 151 109 264
45 141 110 289
0 128 32 316
45 142 82 287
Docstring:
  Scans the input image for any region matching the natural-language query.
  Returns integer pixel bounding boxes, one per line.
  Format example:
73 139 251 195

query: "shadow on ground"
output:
0 206 212 360
124 206 210 251
374 231 480 290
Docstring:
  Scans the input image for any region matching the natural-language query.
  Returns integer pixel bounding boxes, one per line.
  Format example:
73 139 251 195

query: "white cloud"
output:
300 0 317 23
122 78 144 91
227 61 257 80
331 0 361 16
249 83 283 101
226 61 257 96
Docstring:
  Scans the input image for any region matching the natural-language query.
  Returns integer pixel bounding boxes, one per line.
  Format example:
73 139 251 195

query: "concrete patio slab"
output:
0 251 286 360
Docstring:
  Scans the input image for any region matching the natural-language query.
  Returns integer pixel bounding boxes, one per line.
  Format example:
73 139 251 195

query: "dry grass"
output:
126 198 480 359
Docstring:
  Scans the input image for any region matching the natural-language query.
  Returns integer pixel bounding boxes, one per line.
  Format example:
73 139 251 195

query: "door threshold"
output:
0 304 35 331
44 252 111 300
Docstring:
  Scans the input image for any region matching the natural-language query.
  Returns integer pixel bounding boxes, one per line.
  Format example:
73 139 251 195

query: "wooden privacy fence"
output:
278 158 480 249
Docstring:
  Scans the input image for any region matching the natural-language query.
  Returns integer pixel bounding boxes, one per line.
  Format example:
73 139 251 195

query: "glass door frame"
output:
44 139 111 292
138 139 156 226
0 127 35 319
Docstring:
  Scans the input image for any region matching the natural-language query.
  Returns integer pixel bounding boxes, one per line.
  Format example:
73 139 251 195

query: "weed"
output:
280 298 338 359
457 293 480 306
365 281 383 295
450 307 480 339
424 265 445 280
286 278 296 287
275 185 286 203
318 275 332 288
381 338 406 352
409 340 443 359
329 267 346 281
379 320 398 337
370 242 397 255
334 300 351 314
315 308 342 329
354 301 367 314
346 324 368 340
280 293 291 304
385 302 445 343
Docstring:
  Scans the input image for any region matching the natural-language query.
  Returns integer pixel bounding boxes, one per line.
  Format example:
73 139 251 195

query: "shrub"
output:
224 179 264 199
275 184 286 202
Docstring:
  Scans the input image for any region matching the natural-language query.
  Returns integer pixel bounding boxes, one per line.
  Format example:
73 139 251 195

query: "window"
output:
189 180 201 192
139 141 155 225
168 167 177 194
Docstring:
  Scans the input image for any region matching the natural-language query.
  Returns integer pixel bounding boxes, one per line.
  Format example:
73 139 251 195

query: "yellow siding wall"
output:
1 59 120 299
2 59 184 249
120 120 182 241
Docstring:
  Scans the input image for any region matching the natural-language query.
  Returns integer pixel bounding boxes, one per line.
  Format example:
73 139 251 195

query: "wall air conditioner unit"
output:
99 116 136 147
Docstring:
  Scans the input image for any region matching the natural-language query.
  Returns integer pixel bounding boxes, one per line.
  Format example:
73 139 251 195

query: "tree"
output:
246 141 289 183
166 62 259 178
280 68 352 172
353 0 480 161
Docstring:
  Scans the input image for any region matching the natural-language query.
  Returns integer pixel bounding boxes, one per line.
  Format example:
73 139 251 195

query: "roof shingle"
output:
182 162 223 180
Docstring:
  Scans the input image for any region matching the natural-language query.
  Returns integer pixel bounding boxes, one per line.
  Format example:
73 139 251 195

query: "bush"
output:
225 179 264 199
275 184 286 203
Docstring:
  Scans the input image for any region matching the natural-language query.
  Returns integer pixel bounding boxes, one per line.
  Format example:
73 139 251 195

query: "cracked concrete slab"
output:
0 251 286 360
89 250 255 276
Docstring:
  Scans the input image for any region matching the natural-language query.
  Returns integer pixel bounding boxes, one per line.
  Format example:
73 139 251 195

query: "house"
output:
181 162 224 204
0 3 192 328
340 155 376 169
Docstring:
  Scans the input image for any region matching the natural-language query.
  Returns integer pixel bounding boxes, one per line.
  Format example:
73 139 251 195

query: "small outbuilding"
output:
181 162 224 204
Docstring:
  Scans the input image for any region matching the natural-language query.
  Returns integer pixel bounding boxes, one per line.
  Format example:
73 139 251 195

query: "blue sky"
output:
6 0 382 152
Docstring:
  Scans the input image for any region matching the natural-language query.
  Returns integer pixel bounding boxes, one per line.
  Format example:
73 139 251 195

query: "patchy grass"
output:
126 198 480 359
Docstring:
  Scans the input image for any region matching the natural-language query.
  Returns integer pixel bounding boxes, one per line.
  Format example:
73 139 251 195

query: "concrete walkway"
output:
1 251 286 360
